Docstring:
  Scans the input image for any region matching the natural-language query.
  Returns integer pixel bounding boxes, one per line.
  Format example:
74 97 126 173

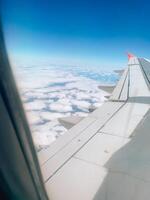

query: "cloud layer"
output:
13 64 118 151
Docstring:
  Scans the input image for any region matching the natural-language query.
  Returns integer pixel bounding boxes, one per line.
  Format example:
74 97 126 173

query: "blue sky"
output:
2 0 150 68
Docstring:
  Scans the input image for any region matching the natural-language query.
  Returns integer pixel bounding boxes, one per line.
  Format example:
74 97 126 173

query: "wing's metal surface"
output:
38 56 150 200
98 85 115 93
58 116 84 129
110 68 129 101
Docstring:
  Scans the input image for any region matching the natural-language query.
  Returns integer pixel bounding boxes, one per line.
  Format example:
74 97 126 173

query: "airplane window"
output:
2 1 118 153
2 1 150 200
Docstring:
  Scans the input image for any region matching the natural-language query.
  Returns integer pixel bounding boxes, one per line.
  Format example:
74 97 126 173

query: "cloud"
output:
12 63 117 151
24 100 46 110
71 99 91 110
49 102 73 112
40 112 65 121
26 111 43 125
32 131 56 151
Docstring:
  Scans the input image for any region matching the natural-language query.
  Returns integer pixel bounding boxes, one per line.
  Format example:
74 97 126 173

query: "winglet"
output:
127 53 135 60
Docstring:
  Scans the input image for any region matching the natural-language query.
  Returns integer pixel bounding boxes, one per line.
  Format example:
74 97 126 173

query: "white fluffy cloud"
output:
40 112 64 121
26 111 42 125
71 99 91 110
12 63 117 151
24 100 46 110
49 102 73 112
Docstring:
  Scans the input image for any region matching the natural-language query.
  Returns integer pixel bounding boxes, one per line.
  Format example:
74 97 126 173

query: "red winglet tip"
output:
127 52 135 60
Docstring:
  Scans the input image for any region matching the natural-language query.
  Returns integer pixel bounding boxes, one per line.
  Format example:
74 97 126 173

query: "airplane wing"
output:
38 55 150 200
